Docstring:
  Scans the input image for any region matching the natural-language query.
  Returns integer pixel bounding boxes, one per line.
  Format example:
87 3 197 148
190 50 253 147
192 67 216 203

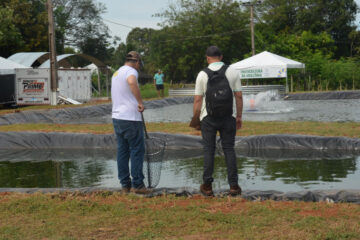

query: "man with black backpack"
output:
191 46 243 196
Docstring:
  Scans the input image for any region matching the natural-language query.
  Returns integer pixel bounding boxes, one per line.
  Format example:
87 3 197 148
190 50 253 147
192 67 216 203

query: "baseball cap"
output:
206 46 222 57
126 51 141 61
126 51 143 67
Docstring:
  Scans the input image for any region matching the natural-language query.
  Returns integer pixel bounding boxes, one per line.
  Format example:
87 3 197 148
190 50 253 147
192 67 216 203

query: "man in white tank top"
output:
111 51 149 193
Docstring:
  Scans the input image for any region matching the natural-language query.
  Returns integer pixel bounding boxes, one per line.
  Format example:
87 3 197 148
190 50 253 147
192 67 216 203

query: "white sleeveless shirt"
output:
111 65 141 121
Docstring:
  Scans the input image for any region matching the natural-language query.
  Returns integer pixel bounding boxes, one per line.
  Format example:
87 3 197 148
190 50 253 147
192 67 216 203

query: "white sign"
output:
16 69 51 105
240 67 287 79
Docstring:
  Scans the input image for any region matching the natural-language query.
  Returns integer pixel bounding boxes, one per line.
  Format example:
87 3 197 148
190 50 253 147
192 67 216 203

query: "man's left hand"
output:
236 116 242 130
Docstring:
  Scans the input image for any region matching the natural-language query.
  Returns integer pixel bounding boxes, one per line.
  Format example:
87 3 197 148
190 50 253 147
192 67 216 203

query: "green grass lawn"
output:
1 121 359 138
0 192 359 240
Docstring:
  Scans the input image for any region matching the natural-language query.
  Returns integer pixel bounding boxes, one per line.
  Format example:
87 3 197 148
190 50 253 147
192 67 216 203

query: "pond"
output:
1 150 359 192
143 93 360 122
78 91 360 124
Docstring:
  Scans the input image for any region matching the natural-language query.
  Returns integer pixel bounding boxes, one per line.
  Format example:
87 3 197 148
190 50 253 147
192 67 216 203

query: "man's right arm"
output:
127 75 144 112
234 91 243 129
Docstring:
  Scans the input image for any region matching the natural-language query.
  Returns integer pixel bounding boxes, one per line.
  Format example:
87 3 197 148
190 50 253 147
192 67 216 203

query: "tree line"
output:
1 0 360 91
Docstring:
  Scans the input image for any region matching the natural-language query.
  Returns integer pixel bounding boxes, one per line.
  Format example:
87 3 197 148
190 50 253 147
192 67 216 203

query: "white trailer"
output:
15 68 91 105
16 69 51 105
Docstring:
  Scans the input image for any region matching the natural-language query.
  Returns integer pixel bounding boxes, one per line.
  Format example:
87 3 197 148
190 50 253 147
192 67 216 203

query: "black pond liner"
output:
283 90 360 100
1 131 360 203
0 97 194 125
0 187 359 204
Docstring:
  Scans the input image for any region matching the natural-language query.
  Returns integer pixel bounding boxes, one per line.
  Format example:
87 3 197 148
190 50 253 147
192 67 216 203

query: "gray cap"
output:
126 51 141 61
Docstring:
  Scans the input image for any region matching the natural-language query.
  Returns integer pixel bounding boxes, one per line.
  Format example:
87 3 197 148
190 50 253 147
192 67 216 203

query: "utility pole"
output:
241 1 261 56
47 0 58 105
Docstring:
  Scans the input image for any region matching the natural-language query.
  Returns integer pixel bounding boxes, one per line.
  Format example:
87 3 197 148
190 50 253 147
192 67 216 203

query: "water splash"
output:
243 90 293 113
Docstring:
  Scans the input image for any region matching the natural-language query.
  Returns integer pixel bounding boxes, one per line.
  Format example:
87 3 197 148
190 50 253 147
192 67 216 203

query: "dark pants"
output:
112 118 145 189
156 84 164 90
201 115 238 186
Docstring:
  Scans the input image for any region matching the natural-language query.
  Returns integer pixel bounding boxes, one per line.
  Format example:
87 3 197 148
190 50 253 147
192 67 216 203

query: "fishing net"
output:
143 137 166 188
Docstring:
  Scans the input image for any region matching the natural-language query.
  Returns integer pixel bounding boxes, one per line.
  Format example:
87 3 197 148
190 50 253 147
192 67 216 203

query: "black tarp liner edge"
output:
284 91 360 100
0 187 359 203
1 132 359 151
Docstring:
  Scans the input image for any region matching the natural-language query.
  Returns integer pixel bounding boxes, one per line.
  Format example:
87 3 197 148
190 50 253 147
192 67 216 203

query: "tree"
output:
349 30 360 57
126 28 157 74
259 0 358 58
150 0 250 83
0 6 24 57
111 42 128 70
53 0 111 55
77 25 112 63
0 0 48 57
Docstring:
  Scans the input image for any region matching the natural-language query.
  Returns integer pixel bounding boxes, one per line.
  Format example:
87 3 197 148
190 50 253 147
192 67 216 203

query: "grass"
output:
0 99 111 115
0 192 359 240
0 83 168 115
1 121 360 138
140 83 169 99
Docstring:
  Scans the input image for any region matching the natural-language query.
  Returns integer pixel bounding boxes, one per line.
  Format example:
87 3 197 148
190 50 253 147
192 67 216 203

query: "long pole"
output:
250 5 255 56
242 1 261 56
47 0 58 105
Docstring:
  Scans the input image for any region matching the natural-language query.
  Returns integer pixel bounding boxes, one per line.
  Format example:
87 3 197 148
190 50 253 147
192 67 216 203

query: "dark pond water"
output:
1 150 359 192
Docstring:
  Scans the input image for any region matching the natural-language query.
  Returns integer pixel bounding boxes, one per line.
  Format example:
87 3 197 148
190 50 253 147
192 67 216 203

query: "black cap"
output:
206 46 222 57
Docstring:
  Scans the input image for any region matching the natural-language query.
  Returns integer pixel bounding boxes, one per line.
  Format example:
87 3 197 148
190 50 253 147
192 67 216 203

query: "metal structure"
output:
7 52 49 67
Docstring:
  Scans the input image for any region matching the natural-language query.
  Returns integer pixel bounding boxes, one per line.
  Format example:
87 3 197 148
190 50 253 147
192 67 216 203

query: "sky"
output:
97 0 173 42
98 0 360 43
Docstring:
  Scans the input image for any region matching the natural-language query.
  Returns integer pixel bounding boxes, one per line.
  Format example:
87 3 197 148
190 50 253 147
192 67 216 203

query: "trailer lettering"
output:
22 80 44 92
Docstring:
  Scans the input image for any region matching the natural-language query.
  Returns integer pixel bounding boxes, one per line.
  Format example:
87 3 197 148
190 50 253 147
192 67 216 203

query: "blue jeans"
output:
201 115 238 186
113 118 145 189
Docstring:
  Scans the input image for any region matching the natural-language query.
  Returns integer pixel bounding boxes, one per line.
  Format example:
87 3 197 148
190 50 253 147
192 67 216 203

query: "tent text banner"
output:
240 67 287 79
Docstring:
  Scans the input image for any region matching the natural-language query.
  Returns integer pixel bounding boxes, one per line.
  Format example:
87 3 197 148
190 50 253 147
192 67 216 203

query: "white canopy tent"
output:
0 57 30 75
231 51 305 92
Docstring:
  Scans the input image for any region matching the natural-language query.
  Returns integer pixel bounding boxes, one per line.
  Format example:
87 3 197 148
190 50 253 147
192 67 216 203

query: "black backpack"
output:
204 65 233 118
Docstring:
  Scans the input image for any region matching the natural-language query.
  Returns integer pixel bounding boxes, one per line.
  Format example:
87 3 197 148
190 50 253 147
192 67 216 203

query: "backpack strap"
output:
219 64 229 74
203 64 229 79
203 67 214 79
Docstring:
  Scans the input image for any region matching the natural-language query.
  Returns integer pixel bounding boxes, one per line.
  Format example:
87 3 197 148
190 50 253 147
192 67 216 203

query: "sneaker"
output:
121 186 131 193
131 186 153 195
229 184 242 196
200 183 214 196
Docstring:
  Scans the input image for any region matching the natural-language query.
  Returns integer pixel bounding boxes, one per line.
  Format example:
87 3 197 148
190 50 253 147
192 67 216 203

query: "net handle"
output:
141 112 149 139
141 112 152 188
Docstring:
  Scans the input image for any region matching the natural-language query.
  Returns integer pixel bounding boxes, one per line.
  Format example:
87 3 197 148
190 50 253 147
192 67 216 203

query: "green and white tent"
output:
231 51 305 92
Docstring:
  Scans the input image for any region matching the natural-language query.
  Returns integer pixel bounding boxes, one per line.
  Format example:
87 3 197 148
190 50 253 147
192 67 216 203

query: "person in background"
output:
191 46 243 196
153 69 165 98
111 51 150 194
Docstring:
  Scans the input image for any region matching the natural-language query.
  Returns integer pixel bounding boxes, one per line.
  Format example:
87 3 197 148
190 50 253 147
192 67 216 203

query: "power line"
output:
103 19 136 29
159 29 248 43
103 18 248 43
